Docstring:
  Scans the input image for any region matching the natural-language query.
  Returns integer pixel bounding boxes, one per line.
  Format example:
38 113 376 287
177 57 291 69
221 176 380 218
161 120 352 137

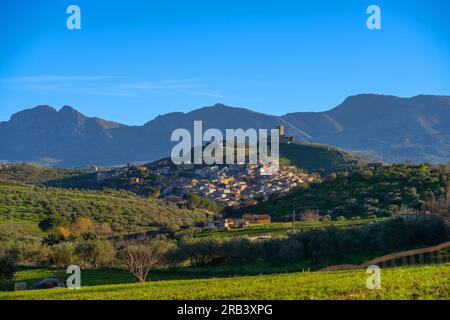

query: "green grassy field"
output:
1 264 448 300
0 262 319 293
0 268 135 292
196 219 380 238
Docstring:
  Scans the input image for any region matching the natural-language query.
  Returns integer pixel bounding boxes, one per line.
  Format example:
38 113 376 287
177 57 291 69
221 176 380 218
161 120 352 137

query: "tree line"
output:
1 212 448 284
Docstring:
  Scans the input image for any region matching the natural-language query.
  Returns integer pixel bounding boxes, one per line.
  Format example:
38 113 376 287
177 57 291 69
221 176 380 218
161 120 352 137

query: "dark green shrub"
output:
43 232 67 246
0 248 17 282
178 238 224 266
15 241 51 267
38 214 68 231
50 242 76 268
75 240 116 269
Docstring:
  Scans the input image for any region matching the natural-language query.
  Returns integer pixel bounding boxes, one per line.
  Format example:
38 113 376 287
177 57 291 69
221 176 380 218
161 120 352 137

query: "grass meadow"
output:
0 264 448 300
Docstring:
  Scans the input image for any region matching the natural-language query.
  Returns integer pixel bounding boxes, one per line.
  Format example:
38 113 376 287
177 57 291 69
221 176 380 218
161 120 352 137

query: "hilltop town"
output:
97 160 317 208
156 163 314 207
94 125 318 207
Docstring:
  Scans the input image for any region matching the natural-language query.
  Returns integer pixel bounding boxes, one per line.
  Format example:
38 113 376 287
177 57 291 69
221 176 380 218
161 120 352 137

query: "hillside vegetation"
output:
279 142 361 174
0 182 208 235
0 164 95 188
253 164 450 220
1 264 448 300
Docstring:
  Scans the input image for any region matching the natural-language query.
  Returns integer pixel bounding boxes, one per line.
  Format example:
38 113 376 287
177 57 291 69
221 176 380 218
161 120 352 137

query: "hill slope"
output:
0 182 208 235
0 163 93 186
149 140 362 175
252 164 450 220
279 142 361 174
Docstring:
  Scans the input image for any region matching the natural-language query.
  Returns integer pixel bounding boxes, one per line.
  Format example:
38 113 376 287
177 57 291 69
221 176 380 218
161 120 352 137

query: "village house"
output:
244 214 272 225
208 218 234 231
0 164 11 170
208 217 248 231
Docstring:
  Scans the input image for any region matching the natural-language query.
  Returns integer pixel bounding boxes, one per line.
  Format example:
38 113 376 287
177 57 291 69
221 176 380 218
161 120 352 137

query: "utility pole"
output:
292 209 296 234
8 207 13 233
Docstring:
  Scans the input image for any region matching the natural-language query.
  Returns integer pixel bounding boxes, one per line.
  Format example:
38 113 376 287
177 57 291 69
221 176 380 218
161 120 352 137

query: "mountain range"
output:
1 94 450 167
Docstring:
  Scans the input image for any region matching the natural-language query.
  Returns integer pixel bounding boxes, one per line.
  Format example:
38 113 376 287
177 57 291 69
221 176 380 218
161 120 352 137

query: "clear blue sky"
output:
1 0 449 125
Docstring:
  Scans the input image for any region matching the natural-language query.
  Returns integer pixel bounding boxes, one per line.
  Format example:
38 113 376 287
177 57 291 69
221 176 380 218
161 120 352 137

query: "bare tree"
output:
299 209 320 222
421 191 450 218
120 241 164 283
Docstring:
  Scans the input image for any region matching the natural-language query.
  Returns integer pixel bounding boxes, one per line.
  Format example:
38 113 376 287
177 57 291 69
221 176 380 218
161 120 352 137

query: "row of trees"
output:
122 213 449 282
1 239 115 269
170 215 450 267
1 213 448 284
0 236 176 284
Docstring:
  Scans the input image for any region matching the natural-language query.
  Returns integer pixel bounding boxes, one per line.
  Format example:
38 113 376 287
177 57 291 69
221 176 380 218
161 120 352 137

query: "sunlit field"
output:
1 264 448 300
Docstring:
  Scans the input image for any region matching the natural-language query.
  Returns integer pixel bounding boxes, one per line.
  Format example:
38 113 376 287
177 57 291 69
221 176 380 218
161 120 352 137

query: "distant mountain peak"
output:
58 106 86 122
194 103 269 117
20 105 57 114
196 103 241 112
9 105 57 123
342 93 401 103
34 105 57 112
212 103 228 108
2 94 450 167
59 105 81 114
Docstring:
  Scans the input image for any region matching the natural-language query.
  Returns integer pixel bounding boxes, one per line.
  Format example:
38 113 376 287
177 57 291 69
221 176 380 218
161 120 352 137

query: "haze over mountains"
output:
1 94 450 167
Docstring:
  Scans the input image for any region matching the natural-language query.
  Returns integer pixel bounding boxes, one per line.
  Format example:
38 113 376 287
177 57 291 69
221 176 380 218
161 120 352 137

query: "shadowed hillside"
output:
251 163 450 220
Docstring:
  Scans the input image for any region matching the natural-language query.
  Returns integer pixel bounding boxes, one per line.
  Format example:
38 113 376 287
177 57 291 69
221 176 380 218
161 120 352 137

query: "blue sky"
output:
1 0 449 125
